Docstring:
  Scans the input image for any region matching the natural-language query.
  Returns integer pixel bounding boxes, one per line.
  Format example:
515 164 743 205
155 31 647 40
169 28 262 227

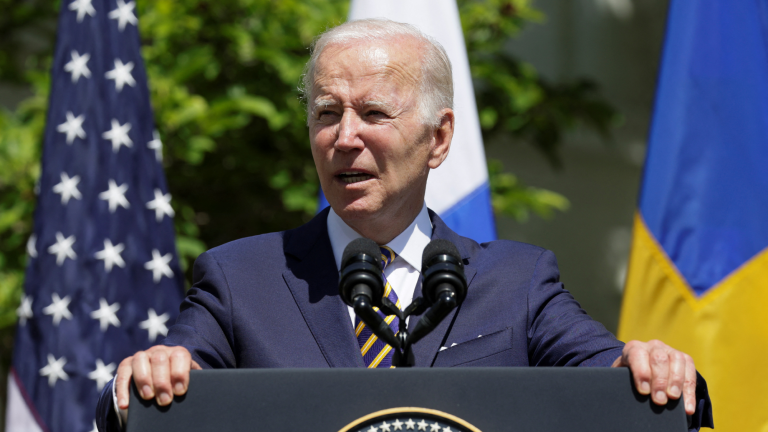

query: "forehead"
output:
312 38 423 98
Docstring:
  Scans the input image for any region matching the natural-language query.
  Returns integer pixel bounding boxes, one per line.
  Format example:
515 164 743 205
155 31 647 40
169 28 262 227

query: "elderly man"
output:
96 19 712 431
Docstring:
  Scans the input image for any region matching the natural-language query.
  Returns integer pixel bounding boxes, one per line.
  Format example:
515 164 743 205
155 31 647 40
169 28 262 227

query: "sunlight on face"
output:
309 38 435 226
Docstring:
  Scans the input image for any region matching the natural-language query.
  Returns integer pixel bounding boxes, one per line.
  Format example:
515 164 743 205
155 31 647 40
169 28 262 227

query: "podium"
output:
127 368 687 431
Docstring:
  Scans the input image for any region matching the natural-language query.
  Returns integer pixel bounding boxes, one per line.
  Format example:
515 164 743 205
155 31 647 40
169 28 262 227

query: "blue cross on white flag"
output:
6 1 184 431
318 0 497 243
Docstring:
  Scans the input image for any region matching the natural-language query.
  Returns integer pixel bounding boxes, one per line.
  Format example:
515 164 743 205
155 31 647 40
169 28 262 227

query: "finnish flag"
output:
319 0 497 243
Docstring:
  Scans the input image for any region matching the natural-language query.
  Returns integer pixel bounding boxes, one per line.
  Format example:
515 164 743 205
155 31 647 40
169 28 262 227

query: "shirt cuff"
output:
111 375 129 429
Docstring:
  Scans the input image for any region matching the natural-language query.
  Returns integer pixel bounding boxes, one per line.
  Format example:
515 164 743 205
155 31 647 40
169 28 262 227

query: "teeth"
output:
340 175 371 184
338 172 372 184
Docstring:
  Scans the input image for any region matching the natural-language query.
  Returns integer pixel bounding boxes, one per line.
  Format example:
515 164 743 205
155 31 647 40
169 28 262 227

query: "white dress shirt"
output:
326 203 433 326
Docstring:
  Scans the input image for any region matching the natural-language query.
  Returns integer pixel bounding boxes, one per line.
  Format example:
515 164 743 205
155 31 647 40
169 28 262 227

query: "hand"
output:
611 340 696 415
115 345 202 409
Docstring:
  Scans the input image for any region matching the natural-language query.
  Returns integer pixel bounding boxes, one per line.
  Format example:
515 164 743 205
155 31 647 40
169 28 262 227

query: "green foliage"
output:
474 58 619 168
488 160 569 222
460 0 618 168
0 0 58 85
136 0 350 261
0 68 49 328
0 0 617 330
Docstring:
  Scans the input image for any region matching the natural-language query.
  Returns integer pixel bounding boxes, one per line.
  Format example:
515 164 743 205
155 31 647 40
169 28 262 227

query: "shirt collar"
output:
327 203 432 272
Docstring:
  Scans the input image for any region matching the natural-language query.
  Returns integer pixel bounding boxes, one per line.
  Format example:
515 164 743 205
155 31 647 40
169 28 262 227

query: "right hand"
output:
115 345 202 409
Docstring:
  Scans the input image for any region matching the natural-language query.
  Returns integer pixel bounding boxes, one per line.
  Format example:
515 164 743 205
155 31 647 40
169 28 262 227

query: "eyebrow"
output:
311 98 395 112
312 98 338 110
363 100 395 112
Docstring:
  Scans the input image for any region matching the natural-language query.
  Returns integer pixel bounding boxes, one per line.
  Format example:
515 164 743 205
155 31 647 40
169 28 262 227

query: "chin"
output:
330 197 383 221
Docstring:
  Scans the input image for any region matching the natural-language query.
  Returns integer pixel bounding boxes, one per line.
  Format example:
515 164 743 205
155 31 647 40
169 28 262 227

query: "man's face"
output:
309 39 447 225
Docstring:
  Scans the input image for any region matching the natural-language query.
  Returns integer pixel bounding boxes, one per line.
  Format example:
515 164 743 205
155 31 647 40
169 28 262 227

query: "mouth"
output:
335 171 374 184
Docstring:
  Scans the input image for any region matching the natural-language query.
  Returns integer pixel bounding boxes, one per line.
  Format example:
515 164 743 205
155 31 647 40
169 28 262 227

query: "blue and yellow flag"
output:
618 1 768 430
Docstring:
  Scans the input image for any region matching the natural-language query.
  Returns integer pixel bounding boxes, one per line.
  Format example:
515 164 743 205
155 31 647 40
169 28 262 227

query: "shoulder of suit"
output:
428 208 549 263
202 231 288 262
457 236 551 266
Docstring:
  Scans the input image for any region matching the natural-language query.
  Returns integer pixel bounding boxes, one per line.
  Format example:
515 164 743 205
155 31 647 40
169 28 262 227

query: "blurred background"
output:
0 0 669 427
494 0 668 333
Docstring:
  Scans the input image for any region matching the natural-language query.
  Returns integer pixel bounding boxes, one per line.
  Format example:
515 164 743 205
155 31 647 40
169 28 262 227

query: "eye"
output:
317 110 338 119
366 110 387 118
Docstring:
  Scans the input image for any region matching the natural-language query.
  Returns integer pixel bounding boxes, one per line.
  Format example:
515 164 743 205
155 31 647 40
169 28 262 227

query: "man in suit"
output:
97 18 712 431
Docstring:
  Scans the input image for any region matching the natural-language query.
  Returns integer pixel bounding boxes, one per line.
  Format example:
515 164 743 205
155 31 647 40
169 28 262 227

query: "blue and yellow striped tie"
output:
355 245 400 368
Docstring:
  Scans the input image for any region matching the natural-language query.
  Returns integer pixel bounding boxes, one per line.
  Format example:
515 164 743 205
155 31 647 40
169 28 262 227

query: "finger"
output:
648 343 670 405
624 342 652 395
169 348 192 396
683 355 697 415
666 351 686 400
610 354 623 368
115 357 134 409
191 360 202 370
131 351 155 401
150 349 173 406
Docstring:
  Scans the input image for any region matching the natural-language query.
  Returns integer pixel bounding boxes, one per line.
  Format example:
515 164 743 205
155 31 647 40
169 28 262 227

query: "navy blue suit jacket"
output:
166 208 624 369
97 209 713 430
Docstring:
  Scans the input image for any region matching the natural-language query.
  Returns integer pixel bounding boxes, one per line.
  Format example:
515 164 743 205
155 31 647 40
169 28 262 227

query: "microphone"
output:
338 238 400 349
408 239 467 345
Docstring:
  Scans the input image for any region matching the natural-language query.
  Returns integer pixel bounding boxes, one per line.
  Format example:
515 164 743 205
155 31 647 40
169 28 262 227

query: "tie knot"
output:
379 246 397 270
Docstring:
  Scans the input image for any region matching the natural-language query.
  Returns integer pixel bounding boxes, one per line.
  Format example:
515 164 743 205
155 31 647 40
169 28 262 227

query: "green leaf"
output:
488 159 570 222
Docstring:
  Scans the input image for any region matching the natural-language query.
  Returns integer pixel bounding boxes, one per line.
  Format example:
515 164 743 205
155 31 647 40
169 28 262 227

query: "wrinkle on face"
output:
310 37 424 120
360 46 390 68
307 37 439 237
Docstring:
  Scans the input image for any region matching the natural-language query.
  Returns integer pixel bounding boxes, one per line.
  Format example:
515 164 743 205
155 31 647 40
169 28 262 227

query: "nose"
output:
335 110 364 152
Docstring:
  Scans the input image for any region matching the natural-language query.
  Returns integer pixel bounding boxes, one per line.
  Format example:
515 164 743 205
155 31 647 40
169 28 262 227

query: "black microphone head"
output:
342 238 381 269
421 239 467 305
422 239 462 270
339 238 384 307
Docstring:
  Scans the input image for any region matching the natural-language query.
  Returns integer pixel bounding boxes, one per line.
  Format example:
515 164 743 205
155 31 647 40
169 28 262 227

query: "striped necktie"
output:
355 245 400 368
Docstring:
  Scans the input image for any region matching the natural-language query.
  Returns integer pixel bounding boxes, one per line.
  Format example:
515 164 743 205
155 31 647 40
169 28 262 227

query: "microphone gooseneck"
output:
338 237 468 366
338 238 400 349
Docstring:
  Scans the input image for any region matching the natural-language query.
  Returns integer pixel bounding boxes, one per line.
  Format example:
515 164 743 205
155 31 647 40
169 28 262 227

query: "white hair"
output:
301 18 454 128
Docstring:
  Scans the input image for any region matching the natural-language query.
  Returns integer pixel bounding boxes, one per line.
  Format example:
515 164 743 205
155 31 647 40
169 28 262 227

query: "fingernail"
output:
640 382 650 394
174 382 184 394
686 401 694 412
118 398 126 407
655 391 667 403
670 386 681 397
142 385 152 399
159 392 171 405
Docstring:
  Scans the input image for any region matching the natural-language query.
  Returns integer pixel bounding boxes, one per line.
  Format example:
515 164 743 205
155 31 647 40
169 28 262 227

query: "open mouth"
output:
336 171 374 184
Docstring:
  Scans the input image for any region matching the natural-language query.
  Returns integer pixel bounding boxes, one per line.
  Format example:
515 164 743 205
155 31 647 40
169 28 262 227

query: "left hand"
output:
611 340 697 415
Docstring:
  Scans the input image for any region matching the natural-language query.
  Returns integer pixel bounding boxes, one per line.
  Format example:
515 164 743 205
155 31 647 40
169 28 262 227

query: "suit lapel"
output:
282 209 364 368
280 209 478 369
410 211 478 367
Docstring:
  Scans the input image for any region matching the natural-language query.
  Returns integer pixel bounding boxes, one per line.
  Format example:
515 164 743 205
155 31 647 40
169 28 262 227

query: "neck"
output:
342 200 423 245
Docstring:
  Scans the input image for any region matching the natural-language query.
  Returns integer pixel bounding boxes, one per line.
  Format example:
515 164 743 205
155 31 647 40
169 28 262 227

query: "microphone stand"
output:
379 297 430 368
341 242 465 368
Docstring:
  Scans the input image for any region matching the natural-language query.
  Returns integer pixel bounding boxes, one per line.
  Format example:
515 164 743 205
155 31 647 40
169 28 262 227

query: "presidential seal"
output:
339 407 481 432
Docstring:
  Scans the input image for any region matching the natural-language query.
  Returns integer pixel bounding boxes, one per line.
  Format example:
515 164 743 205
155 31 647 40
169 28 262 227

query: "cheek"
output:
399 139 432 174
309 142 330 177
310 130 335 157
375 130 430 178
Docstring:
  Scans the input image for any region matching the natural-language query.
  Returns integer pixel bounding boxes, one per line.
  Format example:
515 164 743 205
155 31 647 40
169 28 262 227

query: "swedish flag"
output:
618 1 768 430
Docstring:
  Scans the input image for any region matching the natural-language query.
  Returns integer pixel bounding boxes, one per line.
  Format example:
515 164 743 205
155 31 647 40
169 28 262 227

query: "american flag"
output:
7 1 184 431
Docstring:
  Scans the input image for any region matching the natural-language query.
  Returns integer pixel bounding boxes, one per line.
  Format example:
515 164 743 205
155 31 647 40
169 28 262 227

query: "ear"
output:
427 108 454 169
